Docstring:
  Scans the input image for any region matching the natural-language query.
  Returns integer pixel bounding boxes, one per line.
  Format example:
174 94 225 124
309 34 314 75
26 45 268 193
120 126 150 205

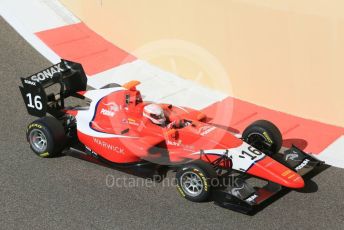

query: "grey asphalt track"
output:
1 16 344 230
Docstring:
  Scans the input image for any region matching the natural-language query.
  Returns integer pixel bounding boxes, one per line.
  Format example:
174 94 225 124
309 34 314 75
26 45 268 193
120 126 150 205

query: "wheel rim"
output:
180 171 204 197
247 132 272 152
29 129 47 153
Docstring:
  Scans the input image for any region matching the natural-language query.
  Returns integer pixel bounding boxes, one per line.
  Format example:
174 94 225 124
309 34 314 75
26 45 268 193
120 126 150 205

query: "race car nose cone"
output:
278 169 305 189
286 174 305 189
247 157 305 189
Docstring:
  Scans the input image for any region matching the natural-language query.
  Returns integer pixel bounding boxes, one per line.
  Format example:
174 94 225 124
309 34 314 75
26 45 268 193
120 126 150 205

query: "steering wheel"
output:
167 119 191 129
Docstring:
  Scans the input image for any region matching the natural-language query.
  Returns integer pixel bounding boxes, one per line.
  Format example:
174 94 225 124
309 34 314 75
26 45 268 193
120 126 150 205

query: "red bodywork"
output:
66 82 304 189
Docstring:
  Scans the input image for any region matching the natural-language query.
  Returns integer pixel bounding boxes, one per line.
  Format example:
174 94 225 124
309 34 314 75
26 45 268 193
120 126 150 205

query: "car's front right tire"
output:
242 120 282 155
27 116 67 158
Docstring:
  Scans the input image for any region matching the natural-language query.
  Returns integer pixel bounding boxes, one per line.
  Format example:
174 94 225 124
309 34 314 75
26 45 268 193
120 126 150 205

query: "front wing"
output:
213 145 324 214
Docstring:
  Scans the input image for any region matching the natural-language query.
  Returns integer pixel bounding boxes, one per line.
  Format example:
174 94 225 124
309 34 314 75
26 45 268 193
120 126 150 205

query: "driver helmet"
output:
143 104 166 125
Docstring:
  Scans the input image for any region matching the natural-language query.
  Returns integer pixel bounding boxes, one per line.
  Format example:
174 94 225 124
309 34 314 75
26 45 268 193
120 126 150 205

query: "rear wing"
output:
19 59 87 117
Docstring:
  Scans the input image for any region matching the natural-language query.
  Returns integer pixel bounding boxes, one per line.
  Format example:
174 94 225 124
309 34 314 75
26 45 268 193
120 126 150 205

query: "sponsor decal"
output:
166 139 195 150
295 158 310 171
240 145 263 161
28 123 42 129
288 174 295 179
39 152 49 157
93 138 124 154
285 152 299 161
293 176 302 182
104 102 119 112
282 169 292 177
128 118 139 126
24 79 36 86
197 171 208 191
100 108 115 117
245 194 258 203
177 185 186 197
30 63 65 83
199 125 216 136
231 184 245 198
262 131 273 144
100 102 119 117
167 139 182 146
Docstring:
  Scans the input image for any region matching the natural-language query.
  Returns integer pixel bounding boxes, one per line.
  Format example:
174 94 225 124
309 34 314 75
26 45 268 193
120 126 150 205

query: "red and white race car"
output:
19 60 322 214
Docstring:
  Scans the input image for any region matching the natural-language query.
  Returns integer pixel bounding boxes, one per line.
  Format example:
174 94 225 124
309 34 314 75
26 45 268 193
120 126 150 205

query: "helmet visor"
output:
150 113 164 120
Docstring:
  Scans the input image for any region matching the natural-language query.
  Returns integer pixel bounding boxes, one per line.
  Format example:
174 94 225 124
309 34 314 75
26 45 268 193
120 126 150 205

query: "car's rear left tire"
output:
27 116 67 158
176 160 217 202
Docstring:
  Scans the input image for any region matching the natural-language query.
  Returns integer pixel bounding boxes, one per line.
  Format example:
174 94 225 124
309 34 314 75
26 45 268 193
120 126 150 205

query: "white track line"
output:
0 0 79 31
88 60 227 109
0 0 79 63
317 136 344 168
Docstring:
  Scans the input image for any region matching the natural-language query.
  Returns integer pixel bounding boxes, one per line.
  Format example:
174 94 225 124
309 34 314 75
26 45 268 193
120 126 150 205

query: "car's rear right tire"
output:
27 116 67 158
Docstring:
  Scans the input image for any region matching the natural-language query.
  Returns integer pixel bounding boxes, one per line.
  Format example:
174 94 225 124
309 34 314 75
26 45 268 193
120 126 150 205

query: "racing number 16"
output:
26 93 43 110
241 146 263 161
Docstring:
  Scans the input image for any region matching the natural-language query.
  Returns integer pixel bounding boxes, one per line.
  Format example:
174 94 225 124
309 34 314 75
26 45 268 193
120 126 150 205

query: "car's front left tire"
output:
176 160 217 202
26 116 67 158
